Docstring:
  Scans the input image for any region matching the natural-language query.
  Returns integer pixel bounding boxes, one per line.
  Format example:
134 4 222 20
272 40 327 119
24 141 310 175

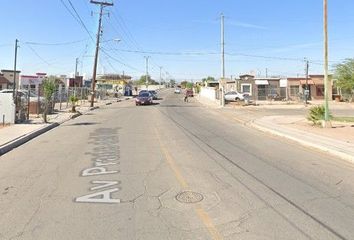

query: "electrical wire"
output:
25 44 52 66
59 0 95 42
24 39 88 46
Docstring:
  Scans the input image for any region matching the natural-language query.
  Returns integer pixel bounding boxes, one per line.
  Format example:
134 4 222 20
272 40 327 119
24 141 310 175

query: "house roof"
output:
1 69 21 73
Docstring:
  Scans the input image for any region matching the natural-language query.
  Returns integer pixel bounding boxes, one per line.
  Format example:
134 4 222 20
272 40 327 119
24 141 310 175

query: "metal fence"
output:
14 86 115 122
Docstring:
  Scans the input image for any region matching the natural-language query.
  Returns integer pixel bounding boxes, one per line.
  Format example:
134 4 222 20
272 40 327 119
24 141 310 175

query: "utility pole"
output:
90 0 113 107
220 13 225 106
159 66 162 87
304 59 309 105
13 39 19 121
75 57 79 77
266 68 268 78
323 0 331 127
13 39 19 100
144 56 150 90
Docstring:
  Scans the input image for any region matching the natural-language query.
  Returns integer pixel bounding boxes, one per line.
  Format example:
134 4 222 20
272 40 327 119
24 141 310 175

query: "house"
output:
0 74 10 90
287 75 333 101
96 74 132 95
235 75 283 100
1 69 21 88
19 73 47 93
68 76 83 87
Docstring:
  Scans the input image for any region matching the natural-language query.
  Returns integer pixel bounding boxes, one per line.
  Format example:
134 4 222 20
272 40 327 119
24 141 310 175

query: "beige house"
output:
0 74 10 90
1 69 21 88
287 75 333 101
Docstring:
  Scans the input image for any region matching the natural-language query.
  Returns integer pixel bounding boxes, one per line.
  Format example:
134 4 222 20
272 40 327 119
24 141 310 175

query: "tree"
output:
42 76 57 123
334 58 354 101
202 76 216 82
135 75 159 85
186 82 194 89
180 81 188 88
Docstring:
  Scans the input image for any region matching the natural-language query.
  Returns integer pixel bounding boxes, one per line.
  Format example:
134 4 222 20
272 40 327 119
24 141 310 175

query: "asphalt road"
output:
1 90 354 240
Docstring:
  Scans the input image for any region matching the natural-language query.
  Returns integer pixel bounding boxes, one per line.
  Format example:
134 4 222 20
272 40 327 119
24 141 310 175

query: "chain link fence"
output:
15 86 115 122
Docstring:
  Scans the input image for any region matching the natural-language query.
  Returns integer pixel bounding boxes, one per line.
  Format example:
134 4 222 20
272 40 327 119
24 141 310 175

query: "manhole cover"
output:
176 191 204 204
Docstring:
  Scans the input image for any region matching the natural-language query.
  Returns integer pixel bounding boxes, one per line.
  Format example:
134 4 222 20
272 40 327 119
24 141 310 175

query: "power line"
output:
66 0 95 41
59 0 95 42
25 43 52 66
24 39 88 46
101 48 144 73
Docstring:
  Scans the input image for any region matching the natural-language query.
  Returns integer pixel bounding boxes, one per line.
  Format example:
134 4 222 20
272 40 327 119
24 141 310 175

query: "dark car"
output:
135 92 153 106
148 90 158 100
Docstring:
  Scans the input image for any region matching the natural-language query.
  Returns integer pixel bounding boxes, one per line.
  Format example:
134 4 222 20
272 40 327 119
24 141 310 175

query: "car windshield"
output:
139 93 150 97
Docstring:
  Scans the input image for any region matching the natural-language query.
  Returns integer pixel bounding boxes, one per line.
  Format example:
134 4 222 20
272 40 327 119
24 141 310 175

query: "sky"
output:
1 0 354 81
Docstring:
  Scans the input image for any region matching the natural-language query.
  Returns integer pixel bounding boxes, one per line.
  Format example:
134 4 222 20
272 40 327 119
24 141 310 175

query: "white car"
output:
224 91 248 102
174 88 181 94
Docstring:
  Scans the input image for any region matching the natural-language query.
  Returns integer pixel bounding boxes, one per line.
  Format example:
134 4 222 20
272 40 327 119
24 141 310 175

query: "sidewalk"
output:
0 96 132 156
196 95 354 164
250 115 354 164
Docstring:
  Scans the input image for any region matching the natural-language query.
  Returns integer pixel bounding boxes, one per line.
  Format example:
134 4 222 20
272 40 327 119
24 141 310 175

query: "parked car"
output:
148 90 158 100
135 92 153 105
224 91 248 102
174 88 181 94
186 89 194 97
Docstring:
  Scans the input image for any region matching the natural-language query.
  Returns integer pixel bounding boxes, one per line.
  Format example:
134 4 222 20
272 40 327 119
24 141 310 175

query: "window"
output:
316 85 324 96
290 85 299 96
241 84 252 95
269 84 278 95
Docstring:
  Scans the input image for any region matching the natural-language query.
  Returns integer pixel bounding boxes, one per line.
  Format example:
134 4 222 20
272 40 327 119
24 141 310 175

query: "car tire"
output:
235 97 240 101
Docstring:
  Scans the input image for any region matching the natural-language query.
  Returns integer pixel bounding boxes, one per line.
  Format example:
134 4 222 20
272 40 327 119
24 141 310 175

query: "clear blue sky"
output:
1 0 354 81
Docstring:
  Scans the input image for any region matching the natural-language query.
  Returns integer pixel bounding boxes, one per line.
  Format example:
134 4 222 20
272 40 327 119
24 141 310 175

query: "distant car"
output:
224 91 248 102
148 90 158 100
186 89 194 97
135 92 153 105
174 88 181 94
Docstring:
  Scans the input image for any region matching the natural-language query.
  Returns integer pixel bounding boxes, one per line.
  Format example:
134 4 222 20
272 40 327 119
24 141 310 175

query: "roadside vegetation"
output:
307 105 332 125
42 76 57 123
334 58 354 102
332 116 354 122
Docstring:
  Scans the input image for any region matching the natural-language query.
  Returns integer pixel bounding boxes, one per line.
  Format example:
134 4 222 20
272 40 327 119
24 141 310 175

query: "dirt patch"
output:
286 119 354 143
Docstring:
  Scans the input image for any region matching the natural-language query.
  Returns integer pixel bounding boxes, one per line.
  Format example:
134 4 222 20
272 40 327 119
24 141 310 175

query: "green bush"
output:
69 95 78 104
69 95 79 112
307 105 332 125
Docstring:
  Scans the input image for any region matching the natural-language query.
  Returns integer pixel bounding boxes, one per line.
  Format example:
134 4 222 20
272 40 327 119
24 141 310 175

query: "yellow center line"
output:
154 127 223 240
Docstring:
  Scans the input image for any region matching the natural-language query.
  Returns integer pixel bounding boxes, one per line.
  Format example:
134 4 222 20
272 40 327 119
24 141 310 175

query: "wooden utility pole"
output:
90 0 113 107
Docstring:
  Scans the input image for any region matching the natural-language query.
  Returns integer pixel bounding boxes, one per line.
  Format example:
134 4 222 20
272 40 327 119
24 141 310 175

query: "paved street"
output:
1 90 354 240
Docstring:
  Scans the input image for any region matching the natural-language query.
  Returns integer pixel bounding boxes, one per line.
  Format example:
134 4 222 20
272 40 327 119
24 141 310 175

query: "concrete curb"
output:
248 121 354 164
0 123 59 156
1 97 145 156
0 103 105 156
